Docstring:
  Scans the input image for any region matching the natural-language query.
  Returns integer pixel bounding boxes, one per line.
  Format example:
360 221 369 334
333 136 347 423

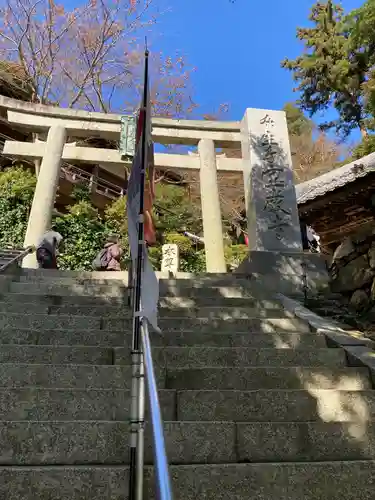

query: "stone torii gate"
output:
0 96 327 294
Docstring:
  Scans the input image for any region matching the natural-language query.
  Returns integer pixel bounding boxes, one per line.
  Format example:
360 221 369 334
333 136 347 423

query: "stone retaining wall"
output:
330 229 375 312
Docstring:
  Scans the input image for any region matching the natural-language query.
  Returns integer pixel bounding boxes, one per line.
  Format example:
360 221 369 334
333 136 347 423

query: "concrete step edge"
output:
0 344 340 352
0 387 369 394
0 311 300 320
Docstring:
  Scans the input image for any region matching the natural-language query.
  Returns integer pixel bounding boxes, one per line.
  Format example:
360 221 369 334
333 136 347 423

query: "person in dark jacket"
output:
104 235 123 271
36 230 63 269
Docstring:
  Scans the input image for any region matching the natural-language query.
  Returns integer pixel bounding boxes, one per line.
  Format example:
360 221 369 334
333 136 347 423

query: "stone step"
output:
0 421 234 465
177 389 375 422
14 269 240 280
0 364 162 389
0 345 343 368
0 328 327 349
111 317 311 334
0 276 11 292
8 278 265 298
236 421 375 462
0 295 291 319
166 366 370 391
14 269 233 283
0 292 128 307
0 312 309 333
15 272 252 286
159 276 255 287
9 282 127 297
155 330 326 349
306 294 346 304
0 462 374 499
0 292 280 308
48 304 291 320
160 284 264 299
0 303 48 315
0 345 113 365
115 346 346 368
1 387 372 423
0 420 373 466
0 388 176 421
11 271 260 292
0 313 101 331
0 328 135 346
15 273 128 284
160 296 284 309
0 300 295 321
8 269 129 281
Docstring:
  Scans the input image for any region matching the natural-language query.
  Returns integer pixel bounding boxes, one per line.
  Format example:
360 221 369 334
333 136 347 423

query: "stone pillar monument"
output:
23 125 67 268
198 139 226 273
241 108 302 251
238 108 328 294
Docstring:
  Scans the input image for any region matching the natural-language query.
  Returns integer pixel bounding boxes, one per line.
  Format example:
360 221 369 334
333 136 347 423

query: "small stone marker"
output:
161 244 179 274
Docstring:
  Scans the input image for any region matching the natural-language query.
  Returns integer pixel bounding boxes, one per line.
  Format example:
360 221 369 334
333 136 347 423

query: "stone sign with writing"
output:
241 108 302 252
161 244 179 275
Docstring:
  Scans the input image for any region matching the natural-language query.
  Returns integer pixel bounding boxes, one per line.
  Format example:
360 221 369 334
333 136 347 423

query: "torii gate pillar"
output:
22 125 66 268
198 139 226 273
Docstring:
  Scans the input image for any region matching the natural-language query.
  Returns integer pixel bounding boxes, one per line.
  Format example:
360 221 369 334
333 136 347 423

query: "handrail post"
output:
141 320 173 500
136 351 145 500
129 344 144 500
127 259 134 308
0 246 35 273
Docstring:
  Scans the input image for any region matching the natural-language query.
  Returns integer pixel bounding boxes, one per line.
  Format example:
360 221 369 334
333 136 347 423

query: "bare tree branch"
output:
0 0 198 118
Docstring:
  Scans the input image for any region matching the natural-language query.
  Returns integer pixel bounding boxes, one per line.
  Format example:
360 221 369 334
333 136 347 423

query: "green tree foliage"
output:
54 192 131 271
0 166 36 247
154 183 202 236
284 102 313 137
344 0 375 156
347 0 375 121
153 184 206 271
163 232 206 272
104 197 129 253
224 245 248 270
0 166 249 272
282 0 369 138
352 135 375 160
53 201 108 271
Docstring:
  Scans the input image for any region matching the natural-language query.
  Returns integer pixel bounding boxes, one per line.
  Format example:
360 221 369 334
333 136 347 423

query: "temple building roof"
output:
295 153 375 252
296 153 375 206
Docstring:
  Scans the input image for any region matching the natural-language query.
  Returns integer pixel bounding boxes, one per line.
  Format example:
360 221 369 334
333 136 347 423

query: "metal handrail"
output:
0 245 35 272
141 319 173 500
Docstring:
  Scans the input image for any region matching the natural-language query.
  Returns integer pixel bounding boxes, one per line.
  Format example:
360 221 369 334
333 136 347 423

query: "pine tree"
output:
348 0 375 131
282 0 369 138
283 102 313 137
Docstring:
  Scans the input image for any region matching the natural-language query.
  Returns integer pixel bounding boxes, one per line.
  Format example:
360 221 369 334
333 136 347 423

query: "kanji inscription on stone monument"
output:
161 244 179 274
240 107 302 251
259 113 292 240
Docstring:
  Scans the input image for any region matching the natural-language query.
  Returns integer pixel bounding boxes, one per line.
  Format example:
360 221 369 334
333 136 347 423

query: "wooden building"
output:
296 153 375 254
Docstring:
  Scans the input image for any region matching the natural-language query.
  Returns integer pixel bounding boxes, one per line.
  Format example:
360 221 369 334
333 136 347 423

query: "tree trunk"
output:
360 126 368 139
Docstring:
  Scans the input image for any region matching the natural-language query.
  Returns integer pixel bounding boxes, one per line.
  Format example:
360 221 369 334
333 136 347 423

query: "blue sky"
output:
149 0 363 142
60 0 364 142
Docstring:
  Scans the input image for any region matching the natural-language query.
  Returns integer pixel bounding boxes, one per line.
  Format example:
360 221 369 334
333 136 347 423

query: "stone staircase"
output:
0 269 374 499
0 248 32 271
